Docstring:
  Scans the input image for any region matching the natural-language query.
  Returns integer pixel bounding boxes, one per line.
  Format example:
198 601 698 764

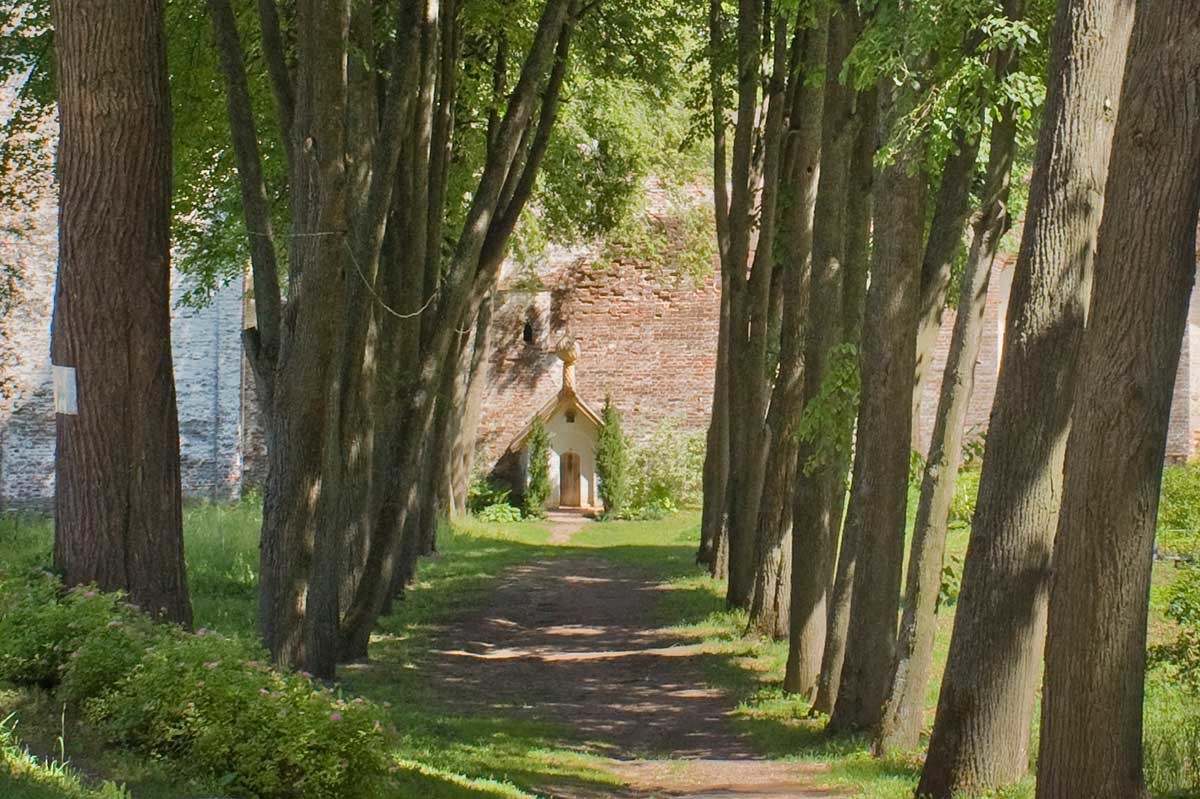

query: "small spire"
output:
556 336 580 394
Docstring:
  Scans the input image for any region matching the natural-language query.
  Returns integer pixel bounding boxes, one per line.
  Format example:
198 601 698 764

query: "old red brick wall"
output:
477 247 721 475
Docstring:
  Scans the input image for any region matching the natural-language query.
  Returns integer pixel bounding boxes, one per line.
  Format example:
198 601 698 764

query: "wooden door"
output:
560 452 581 507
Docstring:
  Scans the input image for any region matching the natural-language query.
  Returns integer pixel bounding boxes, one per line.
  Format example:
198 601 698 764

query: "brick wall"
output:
477 246 721 474
913 257 1013 457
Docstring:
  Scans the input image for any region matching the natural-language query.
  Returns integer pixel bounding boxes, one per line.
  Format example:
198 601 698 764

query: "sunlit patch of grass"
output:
0 715 128 799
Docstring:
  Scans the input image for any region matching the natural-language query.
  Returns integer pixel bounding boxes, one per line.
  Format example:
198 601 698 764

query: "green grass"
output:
0 714 129 799
0 494 1197 798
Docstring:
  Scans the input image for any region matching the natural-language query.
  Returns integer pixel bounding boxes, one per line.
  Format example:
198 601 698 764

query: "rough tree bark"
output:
917 0 1137 792
747 15 828 639
722 1 791 609
450 298 494 515
1037 5 1200 797
826 86 927 732
811 93 876 714
50 0 192 626
782 3 857 693
875 12 1020 751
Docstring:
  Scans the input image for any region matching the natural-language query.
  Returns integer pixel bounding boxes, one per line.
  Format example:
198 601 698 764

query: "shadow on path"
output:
428 556 845 798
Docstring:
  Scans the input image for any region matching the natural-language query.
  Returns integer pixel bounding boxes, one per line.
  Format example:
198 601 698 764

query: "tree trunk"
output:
810 92 876 715
451 298 493 515
338 0 577 660
917 0 1137 792
724 4 792 610
911 133 981 453
876 27 1020 751
50 0 191 627
255 0 351 673
827 86 926 733
699 269 731 574
1037 7 1200 797
212 0 576 670
747 16 828 640
783 4 857 695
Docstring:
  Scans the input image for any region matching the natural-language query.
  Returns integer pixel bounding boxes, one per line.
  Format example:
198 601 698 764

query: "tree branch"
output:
257 0 296 169
208 0 283 375
477 12 574 287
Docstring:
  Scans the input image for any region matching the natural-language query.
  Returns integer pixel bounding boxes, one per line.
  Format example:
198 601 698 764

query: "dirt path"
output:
428 530 845 798
544 510 591 544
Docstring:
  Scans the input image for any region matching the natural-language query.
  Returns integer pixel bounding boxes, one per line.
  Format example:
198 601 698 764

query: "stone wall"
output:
170 275 247 500
0 241 251 509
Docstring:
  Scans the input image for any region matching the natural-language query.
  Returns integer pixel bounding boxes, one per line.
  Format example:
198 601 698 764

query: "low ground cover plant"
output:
0 571 391 799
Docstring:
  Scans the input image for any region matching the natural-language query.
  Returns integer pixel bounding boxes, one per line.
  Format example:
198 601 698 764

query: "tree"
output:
778 1 862 686
875 0 1027 754
709 0 793 608
746 8 829 641
595 396 630 518
49 0 192 626
917 0 1137 792
1037 4 1200 796
524 418 552 518
826 81 927 732
809 99 876 713
449 297 495 516
208 0 583 675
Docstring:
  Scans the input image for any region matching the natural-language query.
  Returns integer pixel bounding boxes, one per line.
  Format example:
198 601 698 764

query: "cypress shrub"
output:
524 418 551 517
595 397 630 517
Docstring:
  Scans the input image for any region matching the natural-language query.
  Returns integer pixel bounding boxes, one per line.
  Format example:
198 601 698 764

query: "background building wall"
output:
477 247 721 477
0 245 250 509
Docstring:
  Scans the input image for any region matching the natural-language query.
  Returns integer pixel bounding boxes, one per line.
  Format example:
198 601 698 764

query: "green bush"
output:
938 553 963 609
625 421 704 515
59 614 167 705
0 576 145 689
88 632 390 799
477 503 522 523
622 496 678 521
524 419 551 518
1150 561 1200 693
948 467 981 529
1158 464 1200 553
595 397 630 518
0 574 392 798
467 477 513 514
